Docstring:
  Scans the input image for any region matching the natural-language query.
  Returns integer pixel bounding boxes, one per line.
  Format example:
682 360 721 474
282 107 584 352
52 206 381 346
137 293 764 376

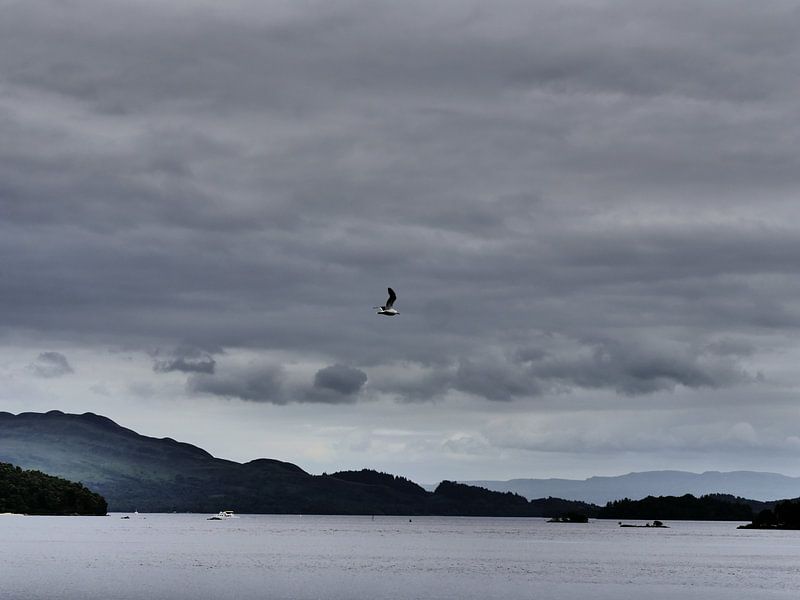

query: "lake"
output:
2 514 799 599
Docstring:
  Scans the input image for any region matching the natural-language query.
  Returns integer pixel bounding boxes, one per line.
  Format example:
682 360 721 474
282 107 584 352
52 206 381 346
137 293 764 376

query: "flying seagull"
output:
374 287 399 316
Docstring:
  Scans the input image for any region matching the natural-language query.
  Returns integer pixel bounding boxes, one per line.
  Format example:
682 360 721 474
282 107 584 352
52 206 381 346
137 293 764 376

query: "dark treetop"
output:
0 462 107 515
739 500 800 530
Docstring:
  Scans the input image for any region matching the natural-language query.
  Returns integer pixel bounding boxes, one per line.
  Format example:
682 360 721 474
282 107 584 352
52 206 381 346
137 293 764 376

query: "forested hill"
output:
329 469 429 496
598 494 760 521
0 411 588 515
1 411 788 519
739 499 800 529
0 462 107 515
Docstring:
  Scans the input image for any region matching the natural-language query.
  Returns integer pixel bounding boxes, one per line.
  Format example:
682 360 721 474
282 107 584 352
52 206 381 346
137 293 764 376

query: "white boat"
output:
207 510 237 520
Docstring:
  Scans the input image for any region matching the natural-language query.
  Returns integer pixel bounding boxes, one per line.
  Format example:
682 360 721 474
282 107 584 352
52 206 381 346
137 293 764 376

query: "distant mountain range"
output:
461 471 800 504
0 410 590 516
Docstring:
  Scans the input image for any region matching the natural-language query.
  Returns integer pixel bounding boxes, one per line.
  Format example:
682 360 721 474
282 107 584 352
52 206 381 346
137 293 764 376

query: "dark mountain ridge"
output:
3 411 790 520
0 411 589 516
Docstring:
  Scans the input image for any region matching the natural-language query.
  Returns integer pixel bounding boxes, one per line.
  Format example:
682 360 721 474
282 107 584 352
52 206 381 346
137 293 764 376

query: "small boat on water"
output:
207 510 237 520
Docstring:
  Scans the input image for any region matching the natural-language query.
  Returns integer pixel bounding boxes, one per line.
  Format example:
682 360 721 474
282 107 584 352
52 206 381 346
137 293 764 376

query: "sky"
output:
3 0 800 483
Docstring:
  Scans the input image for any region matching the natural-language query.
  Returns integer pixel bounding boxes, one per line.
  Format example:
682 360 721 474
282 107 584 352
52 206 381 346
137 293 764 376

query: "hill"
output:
598 494 755 521
739 499 800 529
329 469 429 496
0 411 587 516
0 462 107 515
0 411 424 513
3 411 783 519
462 470 800 504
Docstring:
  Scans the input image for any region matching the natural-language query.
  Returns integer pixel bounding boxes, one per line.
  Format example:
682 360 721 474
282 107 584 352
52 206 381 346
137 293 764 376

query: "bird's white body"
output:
375 288 399 316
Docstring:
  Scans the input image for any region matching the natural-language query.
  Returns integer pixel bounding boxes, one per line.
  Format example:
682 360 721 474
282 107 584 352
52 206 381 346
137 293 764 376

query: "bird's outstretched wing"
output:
386 287 397 308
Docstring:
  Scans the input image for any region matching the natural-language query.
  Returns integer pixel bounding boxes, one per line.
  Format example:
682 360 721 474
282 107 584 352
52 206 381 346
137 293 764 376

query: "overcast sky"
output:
3 0 800 483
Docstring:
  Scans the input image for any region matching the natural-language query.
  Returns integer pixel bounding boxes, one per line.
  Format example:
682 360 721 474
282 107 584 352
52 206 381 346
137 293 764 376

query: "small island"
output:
0 462 107 516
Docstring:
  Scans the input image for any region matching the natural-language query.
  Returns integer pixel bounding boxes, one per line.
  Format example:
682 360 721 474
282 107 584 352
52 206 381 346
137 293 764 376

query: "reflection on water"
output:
3 514 800 599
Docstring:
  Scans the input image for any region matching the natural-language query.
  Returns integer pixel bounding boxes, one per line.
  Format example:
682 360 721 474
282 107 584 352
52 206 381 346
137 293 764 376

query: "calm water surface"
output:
2 514 799 599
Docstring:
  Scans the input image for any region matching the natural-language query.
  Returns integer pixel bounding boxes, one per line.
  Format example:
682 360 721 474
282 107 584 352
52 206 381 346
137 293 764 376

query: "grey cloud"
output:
442 434 491 456
0 0 796 408
128 381 157 399
704 338 757 358
28 352 74 378
188 363 369 405
454 359 541 402
154 356 216 374
515 348 549 363
9 1 797 109
153 347 216 374
373 335 750 403
311 364 368 401
483 413 795 455
370 368 454 403
188 364 285 403
532 339 751 396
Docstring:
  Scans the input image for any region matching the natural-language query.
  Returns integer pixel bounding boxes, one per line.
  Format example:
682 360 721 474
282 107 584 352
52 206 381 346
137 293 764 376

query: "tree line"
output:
0 462 107 515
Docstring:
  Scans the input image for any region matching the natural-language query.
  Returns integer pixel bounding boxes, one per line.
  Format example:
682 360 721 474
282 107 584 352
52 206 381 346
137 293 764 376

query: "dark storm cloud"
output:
300 364 369 404
313 364 368 396
28 352 74 378
2 0 800 408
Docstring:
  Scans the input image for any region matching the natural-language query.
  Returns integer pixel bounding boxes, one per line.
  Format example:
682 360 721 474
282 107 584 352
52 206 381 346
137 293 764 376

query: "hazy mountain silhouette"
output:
462 471 800 504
